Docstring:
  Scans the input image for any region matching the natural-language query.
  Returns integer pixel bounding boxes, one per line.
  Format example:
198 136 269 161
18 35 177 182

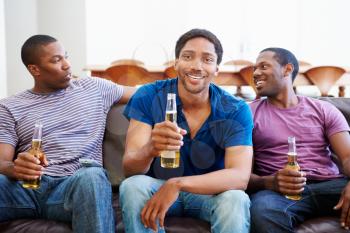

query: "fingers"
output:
279 169 306 177
14 152 43 180
340 199 350 229
274 169 306 194
42 153 49 166
158 209 166 230
151 122 186 154
153 121 185 140
141 201 159 232
334 196 344 210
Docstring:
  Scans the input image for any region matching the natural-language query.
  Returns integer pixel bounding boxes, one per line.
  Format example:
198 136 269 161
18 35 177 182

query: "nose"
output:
253 67 261 78
190 58 203 71
62 57 71 71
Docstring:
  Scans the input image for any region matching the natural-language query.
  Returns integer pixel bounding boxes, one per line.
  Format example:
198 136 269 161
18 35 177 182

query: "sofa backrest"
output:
317 97 350 126
102 97 350 187
103 104 128 187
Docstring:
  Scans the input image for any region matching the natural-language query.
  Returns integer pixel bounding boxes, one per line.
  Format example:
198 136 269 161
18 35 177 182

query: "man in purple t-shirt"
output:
248 47 350 233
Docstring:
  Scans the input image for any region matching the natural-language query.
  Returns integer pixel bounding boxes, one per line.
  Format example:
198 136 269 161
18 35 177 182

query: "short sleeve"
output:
92 77 124 110
123 84 156 126
0 105 18 146
323 102 350 137
223 102 253 147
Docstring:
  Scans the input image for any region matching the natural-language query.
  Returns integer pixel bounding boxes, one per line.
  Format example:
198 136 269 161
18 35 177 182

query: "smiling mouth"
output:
255 80 265 88
187 74 205 80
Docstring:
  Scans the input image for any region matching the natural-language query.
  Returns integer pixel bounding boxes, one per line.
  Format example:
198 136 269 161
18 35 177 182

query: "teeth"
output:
256 81 263 86
188 74 203 80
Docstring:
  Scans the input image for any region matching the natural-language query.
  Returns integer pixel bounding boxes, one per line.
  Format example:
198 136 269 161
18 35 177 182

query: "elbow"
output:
122 155 148 177
122 156 133 177
238 178 249 191
235 172 251 191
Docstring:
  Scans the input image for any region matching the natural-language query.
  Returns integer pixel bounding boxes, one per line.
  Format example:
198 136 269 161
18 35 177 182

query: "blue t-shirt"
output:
124 78 253 180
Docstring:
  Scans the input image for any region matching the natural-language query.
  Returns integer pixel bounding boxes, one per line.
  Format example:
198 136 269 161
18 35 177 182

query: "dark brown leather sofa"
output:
1 97 349 233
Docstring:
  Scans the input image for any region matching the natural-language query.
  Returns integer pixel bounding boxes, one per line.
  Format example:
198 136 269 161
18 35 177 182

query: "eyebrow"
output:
181 50 216 57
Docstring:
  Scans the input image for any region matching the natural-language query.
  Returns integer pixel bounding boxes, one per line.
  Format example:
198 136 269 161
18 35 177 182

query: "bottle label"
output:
161 150 176 158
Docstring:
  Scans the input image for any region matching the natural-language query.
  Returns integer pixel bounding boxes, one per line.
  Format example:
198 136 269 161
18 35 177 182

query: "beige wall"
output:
5 0 37 96
0 0 7 98
4 0 86 97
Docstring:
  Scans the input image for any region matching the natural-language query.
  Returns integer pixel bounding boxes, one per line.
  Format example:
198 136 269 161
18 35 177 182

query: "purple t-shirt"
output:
250 96 349 180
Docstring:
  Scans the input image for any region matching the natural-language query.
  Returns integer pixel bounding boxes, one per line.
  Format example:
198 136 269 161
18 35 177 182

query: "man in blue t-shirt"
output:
120 29 253 233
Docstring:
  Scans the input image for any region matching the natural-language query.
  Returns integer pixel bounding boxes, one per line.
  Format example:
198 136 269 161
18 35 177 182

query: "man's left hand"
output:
141 179 181 232
334 181 350 229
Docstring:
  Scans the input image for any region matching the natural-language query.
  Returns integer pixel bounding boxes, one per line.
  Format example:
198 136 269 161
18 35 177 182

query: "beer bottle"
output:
160 93 180 168
22 120 45 189
284 136 301 200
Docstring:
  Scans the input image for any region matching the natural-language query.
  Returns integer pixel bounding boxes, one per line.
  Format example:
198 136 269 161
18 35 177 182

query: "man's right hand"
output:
266 169 306 195
13 152 47 181
148 121 187 157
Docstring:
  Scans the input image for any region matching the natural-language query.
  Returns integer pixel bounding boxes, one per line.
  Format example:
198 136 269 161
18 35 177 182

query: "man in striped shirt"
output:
0 35 134 233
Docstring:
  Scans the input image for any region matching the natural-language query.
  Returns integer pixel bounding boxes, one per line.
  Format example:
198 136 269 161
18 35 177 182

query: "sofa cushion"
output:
296 217 348 233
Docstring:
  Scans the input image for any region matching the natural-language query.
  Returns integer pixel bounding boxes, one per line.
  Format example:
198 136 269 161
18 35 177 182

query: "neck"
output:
178 85 210 110
267 87 298 108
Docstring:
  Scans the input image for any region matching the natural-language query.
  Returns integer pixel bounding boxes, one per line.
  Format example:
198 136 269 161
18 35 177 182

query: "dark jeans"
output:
250 177 348 233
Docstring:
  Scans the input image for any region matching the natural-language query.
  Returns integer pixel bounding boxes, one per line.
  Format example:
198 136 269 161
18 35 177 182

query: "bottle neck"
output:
31 139 42 150
287 152 298 163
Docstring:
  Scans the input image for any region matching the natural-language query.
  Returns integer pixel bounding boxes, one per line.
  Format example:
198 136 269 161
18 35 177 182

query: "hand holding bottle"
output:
14 151 47 181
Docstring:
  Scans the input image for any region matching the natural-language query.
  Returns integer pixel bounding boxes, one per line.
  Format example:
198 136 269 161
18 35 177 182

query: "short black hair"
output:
175 29 223 65
21 34 57 67
260 47 299 82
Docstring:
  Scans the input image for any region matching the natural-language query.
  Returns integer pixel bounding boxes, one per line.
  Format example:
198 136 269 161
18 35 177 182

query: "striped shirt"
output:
0 77 124 177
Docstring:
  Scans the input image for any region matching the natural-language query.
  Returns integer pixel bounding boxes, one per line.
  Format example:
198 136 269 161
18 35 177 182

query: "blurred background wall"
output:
1 0 349 96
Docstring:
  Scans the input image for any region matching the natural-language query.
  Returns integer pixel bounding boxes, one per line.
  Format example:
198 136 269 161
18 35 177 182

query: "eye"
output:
204 57 215 64
51 57 62 64
261 64 268 69
182 54 191 60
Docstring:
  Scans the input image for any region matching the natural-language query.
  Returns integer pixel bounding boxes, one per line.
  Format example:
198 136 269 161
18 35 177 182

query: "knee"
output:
75 167 111 191
214 190 250 211
250 191 283 226
119 175 156 211
211 190 250 222
250 191 278 217
120 175 148 194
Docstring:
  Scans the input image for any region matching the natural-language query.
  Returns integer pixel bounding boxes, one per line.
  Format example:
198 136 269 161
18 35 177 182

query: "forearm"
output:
0 160 17 179
247 173 274 193
170 168 250 195
341 157 350 177
123 144 155 177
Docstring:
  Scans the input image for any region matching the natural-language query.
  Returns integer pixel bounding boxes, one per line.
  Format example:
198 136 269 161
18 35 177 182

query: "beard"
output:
179 75 208 94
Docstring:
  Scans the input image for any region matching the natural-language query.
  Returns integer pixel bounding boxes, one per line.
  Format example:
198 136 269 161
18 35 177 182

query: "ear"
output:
174 59 179 72
283 63 293 78
214 65 219 76
27 64 40 76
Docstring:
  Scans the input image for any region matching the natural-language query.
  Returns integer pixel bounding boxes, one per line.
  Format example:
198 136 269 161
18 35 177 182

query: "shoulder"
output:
133 79 176 100
249 97 268 116
0 91 30 109
71 76 107 88
211 84 245 108
210 85 252 120
300 96 338 113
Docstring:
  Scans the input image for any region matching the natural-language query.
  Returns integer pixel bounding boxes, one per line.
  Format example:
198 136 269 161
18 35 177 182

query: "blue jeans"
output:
250 177 348 233
119 175 250 233
0 167 115 233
